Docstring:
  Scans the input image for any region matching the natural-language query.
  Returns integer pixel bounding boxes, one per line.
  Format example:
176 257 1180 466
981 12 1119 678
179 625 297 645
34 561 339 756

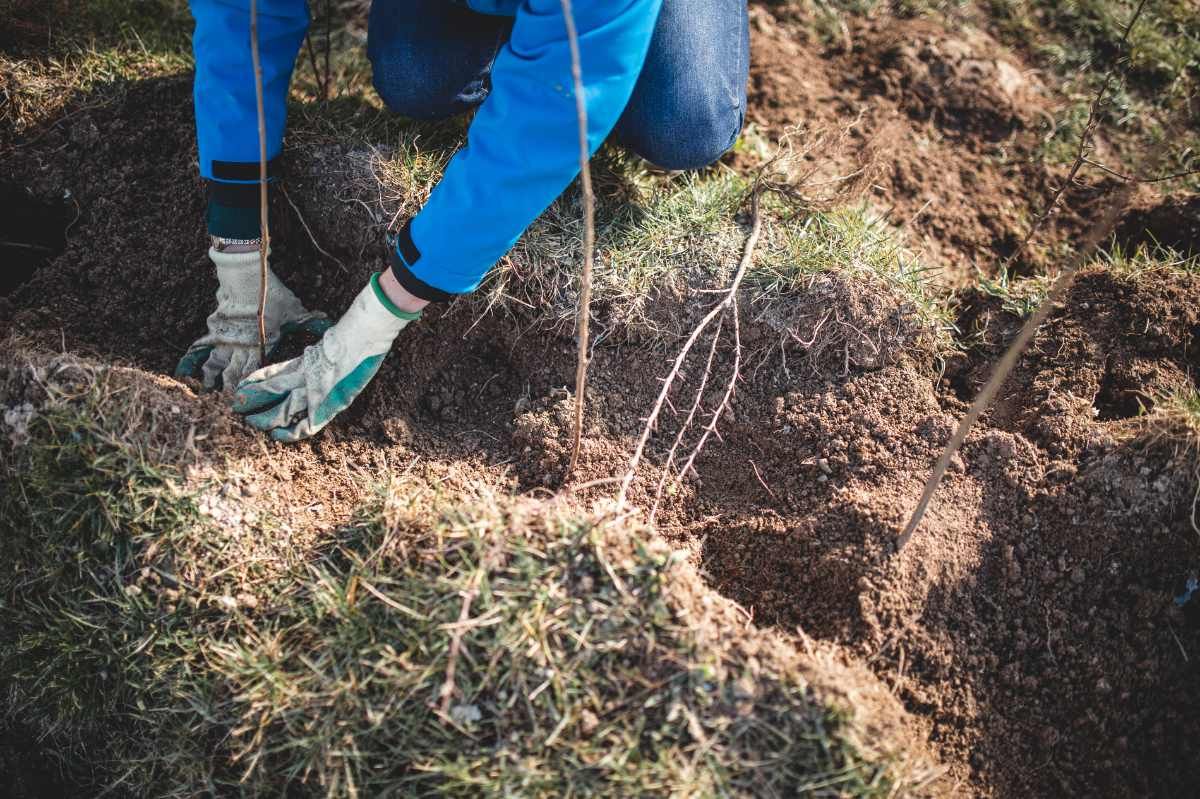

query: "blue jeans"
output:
367 0 749 170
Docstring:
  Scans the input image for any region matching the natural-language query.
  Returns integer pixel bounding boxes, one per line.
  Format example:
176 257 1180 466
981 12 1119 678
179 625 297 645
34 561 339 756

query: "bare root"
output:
619 188 764 510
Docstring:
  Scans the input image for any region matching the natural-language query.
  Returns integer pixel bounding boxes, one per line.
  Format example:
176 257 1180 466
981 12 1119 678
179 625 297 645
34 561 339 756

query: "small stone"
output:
241 483 260 497
1071 567 1086 585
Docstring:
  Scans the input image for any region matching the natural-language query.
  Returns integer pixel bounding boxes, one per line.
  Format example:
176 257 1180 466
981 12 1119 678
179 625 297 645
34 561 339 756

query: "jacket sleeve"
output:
190 0 308 237
390 0 663 300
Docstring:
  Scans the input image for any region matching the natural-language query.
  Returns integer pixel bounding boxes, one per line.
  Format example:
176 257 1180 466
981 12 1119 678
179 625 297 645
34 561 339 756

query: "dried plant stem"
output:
302 0 332 99
997 0 1147 275
281 184 347 272
561 0 594 478
897 179 1139 550
250 0 270 363
618 189 763 508
898 0 1151 550
437 585 478 717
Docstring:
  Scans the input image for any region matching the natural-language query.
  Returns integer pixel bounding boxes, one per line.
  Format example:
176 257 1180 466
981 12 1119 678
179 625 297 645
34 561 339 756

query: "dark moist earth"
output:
3 5 1200 797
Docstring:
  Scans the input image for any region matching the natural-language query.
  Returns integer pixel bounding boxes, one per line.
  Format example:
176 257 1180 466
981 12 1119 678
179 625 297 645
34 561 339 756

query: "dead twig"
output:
250 0 270 362
437 585 478 717
898 0 1153 550
561 0 595 478
899 168 1148 550
436 540 503 718
1080 156 1200 184
618 188 763 508
302 0 332 100
749 459 778 502
997 0 1148 275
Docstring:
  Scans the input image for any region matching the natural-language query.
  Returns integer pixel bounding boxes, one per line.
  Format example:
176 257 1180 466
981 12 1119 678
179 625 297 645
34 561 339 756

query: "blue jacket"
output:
190 0 663 299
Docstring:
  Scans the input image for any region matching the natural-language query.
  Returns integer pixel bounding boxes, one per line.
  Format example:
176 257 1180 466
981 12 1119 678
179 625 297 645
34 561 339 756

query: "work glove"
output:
175 247 331 390
231 273 419 442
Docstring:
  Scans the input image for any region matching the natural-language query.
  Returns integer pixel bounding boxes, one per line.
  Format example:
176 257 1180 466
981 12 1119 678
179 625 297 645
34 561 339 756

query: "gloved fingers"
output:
250 358 384 443
268 316 333 361
308 354 386 429
200 347 233 390
243 386 309 432
241 354 305 386
300 316 333 336
220 349 260 395
288 310 330 329
174 345 213 381
231 377 303 415
231 362 305 414
269 416 325 443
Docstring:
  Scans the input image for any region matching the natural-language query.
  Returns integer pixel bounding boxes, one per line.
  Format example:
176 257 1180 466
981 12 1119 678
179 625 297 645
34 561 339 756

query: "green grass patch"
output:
986 0 1200 95
462 158 955 349
1097 240 1200 279
972 242 1197 322
0 353 936 796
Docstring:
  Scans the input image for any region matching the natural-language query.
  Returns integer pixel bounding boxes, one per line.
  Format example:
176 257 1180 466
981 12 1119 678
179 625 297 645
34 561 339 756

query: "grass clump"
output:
1136 384 1200 533
0 351 939 797
466 158 954 355
0 354 215 787
1096 240 1200 280
207 492 924 796
975 266 1054 317
986 0 1200 95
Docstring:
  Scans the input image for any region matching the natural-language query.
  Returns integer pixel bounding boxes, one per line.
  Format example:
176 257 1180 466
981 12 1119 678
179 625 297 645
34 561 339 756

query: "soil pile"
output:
2 6 1199 797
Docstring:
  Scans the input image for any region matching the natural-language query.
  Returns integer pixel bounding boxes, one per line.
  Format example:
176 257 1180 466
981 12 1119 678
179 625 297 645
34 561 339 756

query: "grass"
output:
1137 384 1200 533
0 351 939 797
1096 240 1200 279
0 0 193 146
455 157 956 353
975 266 1055 317
986 0 1200 95
986 0 1200 187
972 241 1198 324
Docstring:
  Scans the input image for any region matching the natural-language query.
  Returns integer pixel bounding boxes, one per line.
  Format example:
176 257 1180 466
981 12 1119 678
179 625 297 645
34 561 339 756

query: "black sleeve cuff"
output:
388 221 457 303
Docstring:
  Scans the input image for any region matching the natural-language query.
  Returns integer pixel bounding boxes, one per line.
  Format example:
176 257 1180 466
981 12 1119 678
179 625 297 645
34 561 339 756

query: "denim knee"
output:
369 64 467 121
621 106 744 171
366 0 506 120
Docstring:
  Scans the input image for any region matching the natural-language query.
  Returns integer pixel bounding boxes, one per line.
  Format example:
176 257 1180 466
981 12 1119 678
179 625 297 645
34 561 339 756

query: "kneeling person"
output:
179 0 749 442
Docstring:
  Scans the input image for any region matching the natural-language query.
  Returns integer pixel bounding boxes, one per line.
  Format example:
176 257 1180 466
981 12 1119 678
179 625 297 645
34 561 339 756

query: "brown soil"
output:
1114 190 1200 258
3 7 1200 798
744 4 1191 285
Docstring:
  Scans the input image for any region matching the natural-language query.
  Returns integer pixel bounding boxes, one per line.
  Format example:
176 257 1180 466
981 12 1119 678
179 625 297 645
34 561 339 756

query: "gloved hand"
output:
231 273 419 442
175 247 331 390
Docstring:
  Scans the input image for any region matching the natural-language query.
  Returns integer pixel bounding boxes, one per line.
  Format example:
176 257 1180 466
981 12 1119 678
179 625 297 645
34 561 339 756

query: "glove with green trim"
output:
175 247 331 390
231 273 419 442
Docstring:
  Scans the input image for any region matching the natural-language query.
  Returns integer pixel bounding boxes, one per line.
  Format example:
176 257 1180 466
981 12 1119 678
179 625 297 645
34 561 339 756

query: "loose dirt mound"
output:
1114 191 1200 258
684 267 1200 796
3 9 1200 799
744 3 1191 285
